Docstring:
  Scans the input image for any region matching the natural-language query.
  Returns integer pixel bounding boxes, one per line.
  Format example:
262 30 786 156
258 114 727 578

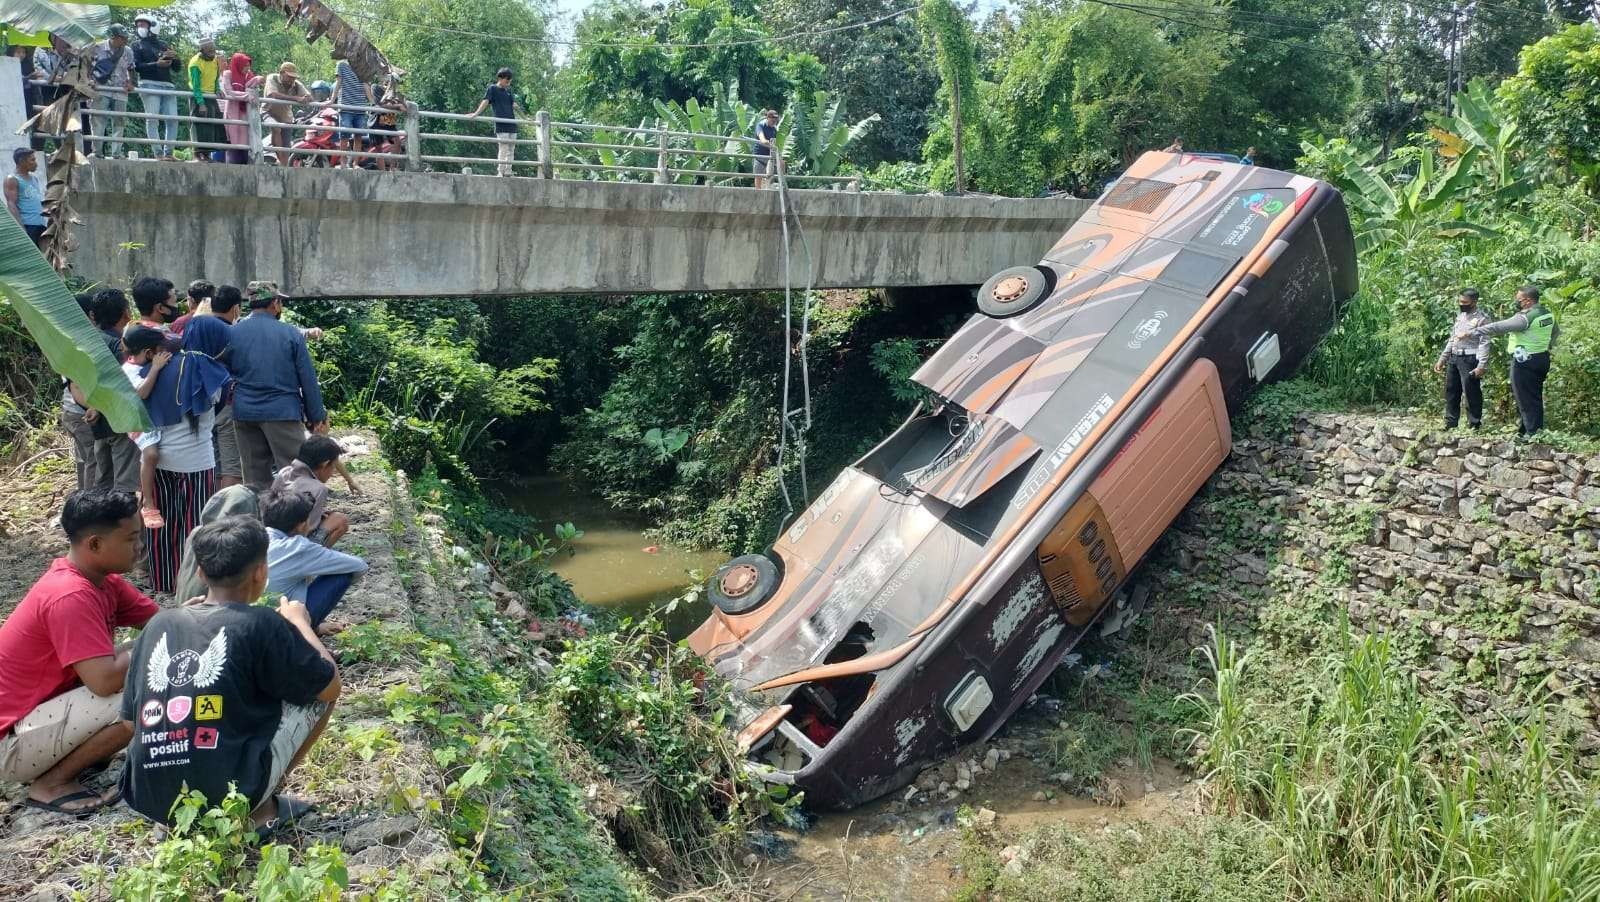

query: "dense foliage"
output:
1291 31 1600 438
563 0 814 123
1498 22 1600 192
550 289 972 551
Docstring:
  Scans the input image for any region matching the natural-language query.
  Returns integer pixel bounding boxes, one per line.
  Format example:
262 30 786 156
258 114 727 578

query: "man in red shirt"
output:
0 490 158 815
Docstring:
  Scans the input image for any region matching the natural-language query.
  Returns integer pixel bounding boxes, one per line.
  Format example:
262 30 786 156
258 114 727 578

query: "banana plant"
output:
647 84 875 182
781 90 879 177
561 126 656 182
1312 140 1497 251
1428 79 1536 205
652 88 754 182
0 0 109 46
0 214 148 433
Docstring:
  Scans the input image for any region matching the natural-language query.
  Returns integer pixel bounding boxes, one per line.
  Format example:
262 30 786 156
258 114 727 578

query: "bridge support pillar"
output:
404 101 421 171
536 110 553 180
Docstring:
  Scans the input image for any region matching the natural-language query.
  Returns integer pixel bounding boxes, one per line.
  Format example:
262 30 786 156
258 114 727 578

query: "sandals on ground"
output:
21 788 119 818
253 794 316 843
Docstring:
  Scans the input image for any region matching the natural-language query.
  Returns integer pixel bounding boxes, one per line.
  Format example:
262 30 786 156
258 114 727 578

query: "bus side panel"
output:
1087 359 1231 567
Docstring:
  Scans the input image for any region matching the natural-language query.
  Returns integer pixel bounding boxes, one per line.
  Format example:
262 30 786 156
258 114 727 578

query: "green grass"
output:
958 817 1285 902
1046 710 1130 786
1190 625 1600 901
965 621 1600 902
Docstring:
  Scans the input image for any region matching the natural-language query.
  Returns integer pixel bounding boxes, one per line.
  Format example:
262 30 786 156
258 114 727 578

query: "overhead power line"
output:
323 3 917 49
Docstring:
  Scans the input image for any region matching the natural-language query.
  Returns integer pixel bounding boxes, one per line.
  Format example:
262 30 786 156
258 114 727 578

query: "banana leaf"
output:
0 213 149 433
0 0 110 46
0 23 51 45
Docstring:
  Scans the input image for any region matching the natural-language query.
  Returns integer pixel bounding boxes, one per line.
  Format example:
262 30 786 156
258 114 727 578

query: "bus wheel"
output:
708 554 781 615
977 265 1054 318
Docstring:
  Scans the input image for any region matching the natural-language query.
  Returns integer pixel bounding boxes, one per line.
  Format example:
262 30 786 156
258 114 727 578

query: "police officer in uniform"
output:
1461 284 1559 436
1434 288 1491 430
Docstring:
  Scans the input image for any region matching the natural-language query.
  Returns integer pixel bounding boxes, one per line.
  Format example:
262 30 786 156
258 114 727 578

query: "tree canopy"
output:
105 0 1585 193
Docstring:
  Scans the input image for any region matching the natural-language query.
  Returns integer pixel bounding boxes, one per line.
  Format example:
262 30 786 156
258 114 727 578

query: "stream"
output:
491 475 724 637
493 477 1188 898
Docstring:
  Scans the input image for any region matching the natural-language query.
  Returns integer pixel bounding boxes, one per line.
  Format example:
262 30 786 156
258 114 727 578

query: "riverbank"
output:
0 436 756 899
1 406 1595 899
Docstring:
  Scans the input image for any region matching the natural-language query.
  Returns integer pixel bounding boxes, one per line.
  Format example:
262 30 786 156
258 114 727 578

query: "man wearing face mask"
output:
1462 285 1560 437
1433 288 1491 431
131 16 179 160
131 277 181 331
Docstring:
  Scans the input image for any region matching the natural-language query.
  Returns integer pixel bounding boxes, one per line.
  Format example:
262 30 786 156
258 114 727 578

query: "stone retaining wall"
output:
1146 413 1600 761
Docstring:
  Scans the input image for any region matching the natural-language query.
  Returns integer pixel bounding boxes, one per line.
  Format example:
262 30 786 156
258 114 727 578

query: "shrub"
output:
109 789 348 901
545 614 764 885
303 302 559 473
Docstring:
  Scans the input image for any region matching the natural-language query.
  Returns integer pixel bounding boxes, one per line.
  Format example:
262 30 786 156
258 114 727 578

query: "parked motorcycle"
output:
290 106 341 168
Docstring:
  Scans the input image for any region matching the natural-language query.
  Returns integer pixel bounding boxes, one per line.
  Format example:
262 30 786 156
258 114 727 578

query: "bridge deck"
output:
71 162 1089 297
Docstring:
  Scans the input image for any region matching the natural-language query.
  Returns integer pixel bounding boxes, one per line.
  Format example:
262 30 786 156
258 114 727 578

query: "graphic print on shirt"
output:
196 694 223 720
139 629 228 769
145 627 228 692
165 696 192 723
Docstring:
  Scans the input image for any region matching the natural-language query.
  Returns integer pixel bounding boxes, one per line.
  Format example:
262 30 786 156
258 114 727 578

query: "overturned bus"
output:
688 151 1359 809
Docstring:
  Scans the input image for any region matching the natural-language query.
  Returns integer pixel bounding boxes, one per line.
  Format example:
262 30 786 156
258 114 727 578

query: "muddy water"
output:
490 475 725 637
494 478 1192 899
763 705 1197 900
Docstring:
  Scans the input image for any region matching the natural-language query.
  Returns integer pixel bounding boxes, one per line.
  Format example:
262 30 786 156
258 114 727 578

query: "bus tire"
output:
977 265 1055 318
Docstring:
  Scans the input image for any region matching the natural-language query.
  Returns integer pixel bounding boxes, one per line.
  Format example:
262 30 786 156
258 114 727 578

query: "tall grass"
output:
1191 627 1600 900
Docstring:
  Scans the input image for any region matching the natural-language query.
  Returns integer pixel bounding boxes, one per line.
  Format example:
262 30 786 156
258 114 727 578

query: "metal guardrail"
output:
45 84 863 190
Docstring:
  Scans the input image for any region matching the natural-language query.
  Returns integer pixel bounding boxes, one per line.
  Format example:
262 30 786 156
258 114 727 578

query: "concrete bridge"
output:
70 161 1090 297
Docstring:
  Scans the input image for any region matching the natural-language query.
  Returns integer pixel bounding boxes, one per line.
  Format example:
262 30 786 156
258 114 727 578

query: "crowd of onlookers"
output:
9 20 408 168
0 284 365 833
6 21 531 176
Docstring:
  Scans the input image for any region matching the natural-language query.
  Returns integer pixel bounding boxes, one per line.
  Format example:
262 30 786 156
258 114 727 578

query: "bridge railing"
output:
48 85 862 190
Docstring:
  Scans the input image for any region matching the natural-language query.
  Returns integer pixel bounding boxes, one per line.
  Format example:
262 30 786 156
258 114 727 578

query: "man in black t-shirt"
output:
121 517 340 830
130 16 180 159
468 67 522 177
752 109 779 188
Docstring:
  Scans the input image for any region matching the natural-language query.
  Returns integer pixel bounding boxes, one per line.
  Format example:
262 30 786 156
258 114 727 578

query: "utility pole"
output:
952 67 965 195
1444 2 1459 116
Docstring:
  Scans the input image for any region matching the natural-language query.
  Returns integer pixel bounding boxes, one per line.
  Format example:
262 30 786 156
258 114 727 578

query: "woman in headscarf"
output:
142 315 233 593
217 52 256 164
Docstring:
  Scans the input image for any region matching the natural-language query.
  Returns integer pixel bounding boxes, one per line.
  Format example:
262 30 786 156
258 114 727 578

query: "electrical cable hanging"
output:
771 155 819 521
774 165 798 518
